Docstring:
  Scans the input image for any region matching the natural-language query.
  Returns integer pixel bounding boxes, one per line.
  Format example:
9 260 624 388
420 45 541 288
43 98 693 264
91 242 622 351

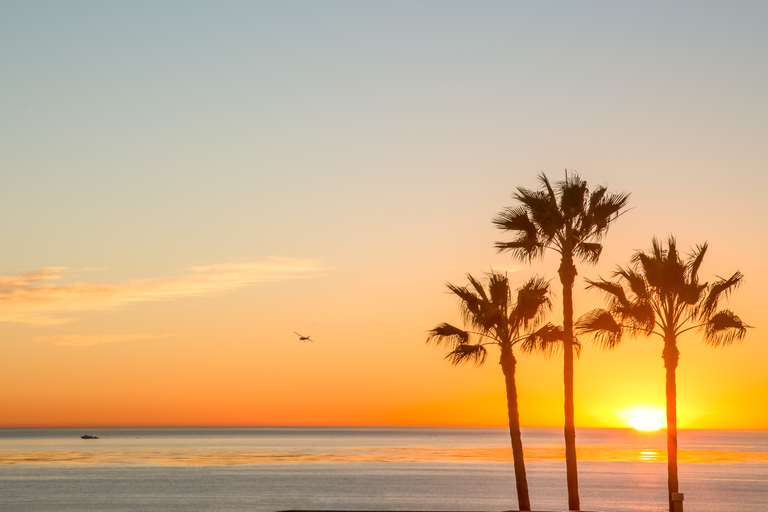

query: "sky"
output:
1 0 766 429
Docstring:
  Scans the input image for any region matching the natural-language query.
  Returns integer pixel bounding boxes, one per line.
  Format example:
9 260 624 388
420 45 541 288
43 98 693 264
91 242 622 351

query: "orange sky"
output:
1 2 766 429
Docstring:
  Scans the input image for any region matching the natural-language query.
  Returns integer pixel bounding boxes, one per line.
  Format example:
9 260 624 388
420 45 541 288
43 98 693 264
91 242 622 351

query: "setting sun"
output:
626 408 665 431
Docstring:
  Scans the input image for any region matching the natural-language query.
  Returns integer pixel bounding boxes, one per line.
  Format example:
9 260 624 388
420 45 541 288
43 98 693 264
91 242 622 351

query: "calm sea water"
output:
0 427 766 511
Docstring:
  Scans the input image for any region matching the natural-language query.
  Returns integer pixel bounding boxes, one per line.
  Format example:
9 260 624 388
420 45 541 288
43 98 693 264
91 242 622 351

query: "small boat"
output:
81 434 99 439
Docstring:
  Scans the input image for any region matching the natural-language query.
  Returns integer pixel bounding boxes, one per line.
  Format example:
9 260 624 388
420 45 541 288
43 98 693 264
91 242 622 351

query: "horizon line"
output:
2 424 766 431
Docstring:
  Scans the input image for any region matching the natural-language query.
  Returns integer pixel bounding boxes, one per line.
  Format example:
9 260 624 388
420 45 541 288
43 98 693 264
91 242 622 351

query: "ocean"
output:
0 427 766 511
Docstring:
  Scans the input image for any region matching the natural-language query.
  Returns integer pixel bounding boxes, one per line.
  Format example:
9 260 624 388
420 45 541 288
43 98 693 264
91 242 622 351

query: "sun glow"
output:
626 408 665 431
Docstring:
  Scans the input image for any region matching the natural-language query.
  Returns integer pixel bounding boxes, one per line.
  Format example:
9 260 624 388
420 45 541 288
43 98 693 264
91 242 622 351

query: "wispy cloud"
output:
33 333 174 347
0 257 325 325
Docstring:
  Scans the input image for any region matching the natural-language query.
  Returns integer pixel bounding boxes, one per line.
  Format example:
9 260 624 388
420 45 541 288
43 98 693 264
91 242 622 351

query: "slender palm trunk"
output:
664 339 682 512
500 350 531 511
559 255 580 511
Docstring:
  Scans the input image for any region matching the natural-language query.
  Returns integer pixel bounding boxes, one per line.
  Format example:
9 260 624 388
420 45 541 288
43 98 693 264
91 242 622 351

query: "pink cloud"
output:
0 257 324 325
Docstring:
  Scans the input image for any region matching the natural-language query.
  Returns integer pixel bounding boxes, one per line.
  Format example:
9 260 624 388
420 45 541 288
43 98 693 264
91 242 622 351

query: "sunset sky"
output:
2 1 766 430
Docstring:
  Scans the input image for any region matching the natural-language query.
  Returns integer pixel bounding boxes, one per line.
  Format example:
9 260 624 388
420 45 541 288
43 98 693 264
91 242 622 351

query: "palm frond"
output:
661 257 688 296
559 173 588 221
619 300 656 335
493 204 546 261
588 191 631 233
519 323 563 358
492 206 538 240
588 185 608 214
635 238 687 296
699 271 744 319
519 178 563 241
636 237 667 270
575 308 622 350
614 267 648 301
487 272 510 314
446 283 484 328
426 323 470 349
680 281 706 306
665 236 678 262
575 242 603 264
633 251 659 285
512 275 553 330
686 243 708 282
584 277 630 308
538 172 558 203
702 310 750 347
466 274 489 303
445 343 488 367
494 239 546 262
575 183 629 244
514 186 557 222
572 337 583 358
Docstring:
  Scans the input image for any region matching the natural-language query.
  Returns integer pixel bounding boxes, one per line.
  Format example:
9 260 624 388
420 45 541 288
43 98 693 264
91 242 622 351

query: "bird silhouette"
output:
294 332 313 342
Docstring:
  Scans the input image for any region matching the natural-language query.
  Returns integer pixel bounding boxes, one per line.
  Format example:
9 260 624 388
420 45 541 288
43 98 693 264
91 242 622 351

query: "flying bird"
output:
294 332 313 342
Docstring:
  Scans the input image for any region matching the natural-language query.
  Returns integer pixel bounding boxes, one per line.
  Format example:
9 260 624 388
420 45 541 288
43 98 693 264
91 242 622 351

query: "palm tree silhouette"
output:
577 236 750 512
493 171 629 511
428 272 563 512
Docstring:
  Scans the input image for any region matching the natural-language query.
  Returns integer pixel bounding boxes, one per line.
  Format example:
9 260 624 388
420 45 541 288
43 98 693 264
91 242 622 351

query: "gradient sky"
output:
1 1 766 429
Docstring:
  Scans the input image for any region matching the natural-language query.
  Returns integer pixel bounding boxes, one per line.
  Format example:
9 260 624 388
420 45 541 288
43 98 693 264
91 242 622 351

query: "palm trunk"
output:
500 350 531 511
559 255 580 511
664 340 682 512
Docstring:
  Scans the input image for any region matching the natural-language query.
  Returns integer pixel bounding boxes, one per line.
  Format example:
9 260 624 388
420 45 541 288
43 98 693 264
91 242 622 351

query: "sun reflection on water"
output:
2 445 767 466
639 450 661 462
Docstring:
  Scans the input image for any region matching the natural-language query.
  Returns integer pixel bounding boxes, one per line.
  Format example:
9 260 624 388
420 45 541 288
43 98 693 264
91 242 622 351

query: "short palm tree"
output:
494 171 629 511
427 272 562 512
577 236 750 512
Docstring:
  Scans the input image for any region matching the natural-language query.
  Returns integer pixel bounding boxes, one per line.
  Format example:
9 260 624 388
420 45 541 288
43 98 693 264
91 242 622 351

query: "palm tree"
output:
494 171 629 511
427 272 562 512
577 236 750 512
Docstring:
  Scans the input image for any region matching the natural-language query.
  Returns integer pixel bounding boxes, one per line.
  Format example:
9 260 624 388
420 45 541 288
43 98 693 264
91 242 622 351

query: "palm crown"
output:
427 272 563 366
494 172 630 264
577 236 750 348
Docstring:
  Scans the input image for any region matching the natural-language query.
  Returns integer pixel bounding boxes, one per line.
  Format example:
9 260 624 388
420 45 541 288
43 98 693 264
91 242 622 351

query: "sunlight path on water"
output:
3 446 768 466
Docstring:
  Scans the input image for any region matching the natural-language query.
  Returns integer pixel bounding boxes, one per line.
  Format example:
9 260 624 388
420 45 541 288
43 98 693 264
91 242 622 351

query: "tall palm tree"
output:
577 236 750 512
427 272 562 512
494 171 629 511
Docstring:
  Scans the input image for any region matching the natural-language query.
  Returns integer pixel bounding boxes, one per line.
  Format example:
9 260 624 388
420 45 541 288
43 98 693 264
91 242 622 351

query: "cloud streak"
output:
0 257 324 325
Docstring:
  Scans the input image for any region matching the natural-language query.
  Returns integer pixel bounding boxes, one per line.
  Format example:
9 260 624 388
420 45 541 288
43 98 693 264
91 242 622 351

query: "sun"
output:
627 408 665 431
